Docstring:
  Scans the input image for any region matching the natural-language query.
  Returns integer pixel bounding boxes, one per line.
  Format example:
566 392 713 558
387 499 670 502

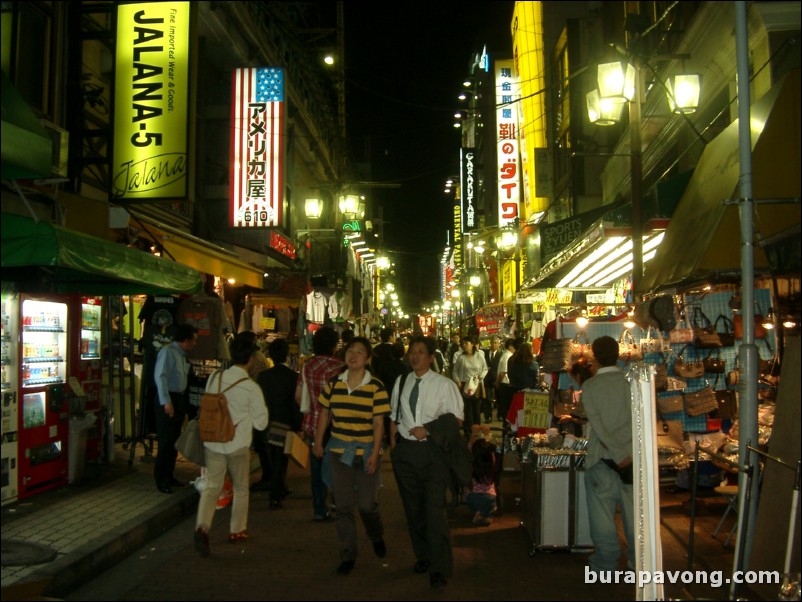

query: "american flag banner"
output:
231 67 285 228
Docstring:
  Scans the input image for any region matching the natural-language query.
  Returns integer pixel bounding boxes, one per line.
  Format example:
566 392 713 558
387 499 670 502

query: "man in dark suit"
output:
483 335 502 422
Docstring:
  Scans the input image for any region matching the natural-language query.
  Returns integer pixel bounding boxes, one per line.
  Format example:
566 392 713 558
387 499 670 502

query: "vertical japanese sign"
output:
495 59 520 226
460 147 477 233
113 2 190 200
231 67 285 228
512 1 549 214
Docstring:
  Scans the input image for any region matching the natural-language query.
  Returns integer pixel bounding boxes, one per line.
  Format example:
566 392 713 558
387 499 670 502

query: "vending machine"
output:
18 296 70 497
1 286 19 506
77 297 103 462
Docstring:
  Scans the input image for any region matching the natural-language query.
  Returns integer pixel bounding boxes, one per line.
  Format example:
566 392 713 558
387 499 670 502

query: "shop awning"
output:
130 214 267 289
524 221 666 290
1 213 202 294
1 71 52 180
638 69 801 295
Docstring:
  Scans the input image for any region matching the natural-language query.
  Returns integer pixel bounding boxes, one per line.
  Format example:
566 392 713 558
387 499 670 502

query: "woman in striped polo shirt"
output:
313 336 391 576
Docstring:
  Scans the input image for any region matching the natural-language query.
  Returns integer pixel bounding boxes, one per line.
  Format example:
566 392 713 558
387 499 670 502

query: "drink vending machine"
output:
77 297 103 462
1 287 19 506
18 296 70 497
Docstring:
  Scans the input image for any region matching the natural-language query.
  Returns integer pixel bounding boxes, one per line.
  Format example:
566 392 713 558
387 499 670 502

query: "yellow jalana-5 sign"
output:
113 2 190 200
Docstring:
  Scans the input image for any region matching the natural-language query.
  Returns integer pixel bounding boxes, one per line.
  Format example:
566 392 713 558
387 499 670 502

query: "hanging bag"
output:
702 349 726 374
618 329 642 362
649 295 677 333
669 317 694 344
571 330 590 362
674 345 704 379
684 384 718 417
691 307 722 349
713 373 737 420
713 314 736 347
540 338 573 372
641 325 671 354
733 302 767 339
657 391 684 414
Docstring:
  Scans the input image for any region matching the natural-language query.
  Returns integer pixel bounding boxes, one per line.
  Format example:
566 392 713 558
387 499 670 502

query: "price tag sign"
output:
522 391 551 430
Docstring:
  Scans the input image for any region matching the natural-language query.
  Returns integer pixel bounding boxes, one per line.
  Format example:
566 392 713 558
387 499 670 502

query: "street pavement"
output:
1 438 750 601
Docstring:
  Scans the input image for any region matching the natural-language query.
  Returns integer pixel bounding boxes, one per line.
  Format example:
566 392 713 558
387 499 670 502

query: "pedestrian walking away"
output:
193 333 269 556
581 335 635 573
257 337 301 508
296 326 344 522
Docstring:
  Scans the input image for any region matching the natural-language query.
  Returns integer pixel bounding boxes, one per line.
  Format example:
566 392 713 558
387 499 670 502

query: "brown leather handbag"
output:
674 345 704 379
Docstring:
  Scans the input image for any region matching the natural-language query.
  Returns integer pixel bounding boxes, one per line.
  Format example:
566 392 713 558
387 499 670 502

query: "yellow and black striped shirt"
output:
319 372 390 454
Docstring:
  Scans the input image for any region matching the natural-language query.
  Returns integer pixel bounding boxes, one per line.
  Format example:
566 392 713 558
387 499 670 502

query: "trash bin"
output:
69 413 96 484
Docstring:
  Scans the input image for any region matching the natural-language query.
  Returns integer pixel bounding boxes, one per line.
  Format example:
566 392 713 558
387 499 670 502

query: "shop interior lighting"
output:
576 311 589 329
469 275 481 287
783 316 797 329
762 308 776 330
227 278 236 285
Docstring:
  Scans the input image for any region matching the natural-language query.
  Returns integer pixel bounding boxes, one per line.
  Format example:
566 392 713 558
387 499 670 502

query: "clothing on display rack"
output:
328 289 351 322
305 290 328 324
177 292 229 361
139 294 182 352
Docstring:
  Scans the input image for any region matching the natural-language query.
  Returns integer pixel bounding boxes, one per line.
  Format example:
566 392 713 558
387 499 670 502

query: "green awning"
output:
1 70 52 180
1 213 202 295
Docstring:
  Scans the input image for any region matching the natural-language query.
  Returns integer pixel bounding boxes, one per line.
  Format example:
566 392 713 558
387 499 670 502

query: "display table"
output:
519 448 593 555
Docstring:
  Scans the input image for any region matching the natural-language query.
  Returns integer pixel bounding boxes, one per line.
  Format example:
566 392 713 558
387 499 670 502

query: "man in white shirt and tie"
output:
389 336 463 589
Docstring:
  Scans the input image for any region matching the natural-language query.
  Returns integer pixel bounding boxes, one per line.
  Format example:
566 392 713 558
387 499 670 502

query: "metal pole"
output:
732 2 760 593
630 62 644 303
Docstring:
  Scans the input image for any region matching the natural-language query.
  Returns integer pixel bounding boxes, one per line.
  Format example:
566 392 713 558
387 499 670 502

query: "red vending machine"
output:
77 297 103 462
18 296 70 497
1 287 20 506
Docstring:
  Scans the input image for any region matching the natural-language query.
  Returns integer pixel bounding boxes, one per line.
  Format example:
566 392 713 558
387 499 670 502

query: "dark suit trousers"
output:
154 391 187 487
391 439 453 576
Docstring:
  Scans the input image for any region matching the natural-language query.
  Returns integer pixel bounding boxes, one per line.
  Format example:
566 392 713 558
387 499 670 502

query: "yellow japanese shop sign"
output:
113 2 190 200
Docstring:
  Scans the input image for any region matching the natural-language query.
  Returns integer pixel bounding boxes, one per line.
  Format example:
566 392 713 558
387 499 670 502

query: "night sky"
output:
344 2 515 311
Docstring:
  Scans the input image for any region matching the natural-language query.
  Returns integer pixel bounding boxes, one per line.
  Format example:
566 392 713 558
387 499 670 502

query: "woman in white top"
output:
453 336 488 436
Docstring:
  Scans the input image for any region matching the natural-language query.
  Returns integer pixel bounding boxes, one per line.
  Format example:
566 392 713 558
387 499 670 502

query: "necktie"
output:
409 378 422 417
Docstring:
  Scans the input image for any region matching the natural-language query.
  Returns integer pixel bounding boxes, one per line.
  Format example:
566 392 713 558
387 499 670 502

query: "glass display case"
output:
80 298 102 360
21 300 67 388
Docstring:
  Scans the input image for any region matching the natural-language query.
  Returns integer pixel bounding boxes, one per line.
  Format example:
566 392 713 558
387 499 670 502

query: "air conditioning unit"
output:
40 120 69 178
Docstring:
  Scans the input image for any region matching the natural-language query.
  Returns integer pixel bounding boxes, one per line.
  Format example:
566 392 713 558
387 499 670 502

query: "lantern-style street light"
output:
586 55 699 299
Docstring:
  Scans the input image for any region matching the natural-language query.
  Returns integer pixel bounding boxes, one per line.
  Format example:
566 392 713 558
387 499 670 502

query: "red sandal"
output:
228 531 249 543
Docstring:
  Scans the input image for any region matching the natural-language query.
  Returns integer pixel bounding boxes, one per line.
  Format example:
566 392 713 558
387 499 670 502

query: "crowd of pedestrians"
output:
166 326 634 589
